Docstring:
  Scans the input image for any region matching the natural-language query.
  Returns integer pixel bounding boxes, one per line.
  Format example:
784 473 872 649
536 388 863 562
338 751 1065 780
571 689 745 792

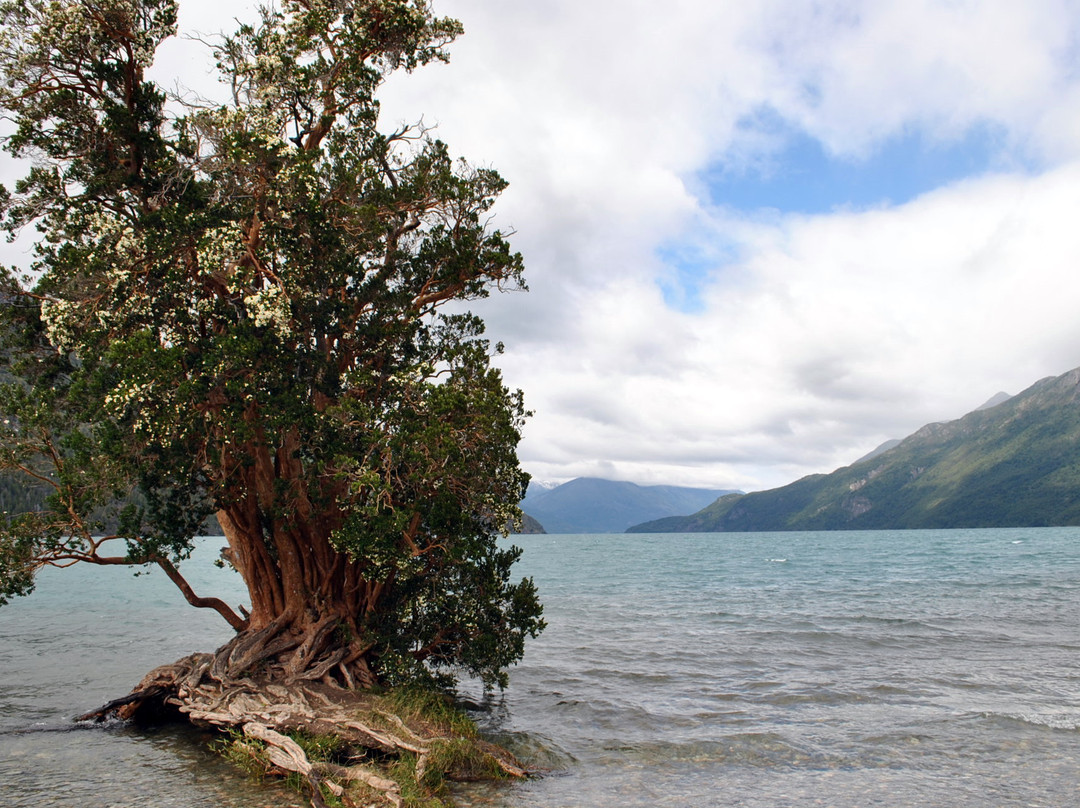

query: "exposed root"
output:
79 650 530 807
75 685 169 722
244 723 402 806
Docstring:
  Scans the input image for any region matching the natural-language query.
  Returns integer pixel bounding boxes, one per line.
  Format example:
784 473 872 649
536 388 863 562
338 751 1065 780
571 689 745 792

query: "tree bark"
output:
212 454 381 688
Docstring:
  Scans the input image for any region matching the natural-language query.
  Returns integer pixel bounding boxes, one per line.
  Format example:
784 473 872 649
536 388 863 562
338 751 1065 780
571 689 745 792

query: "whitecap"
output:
992 711 1080 730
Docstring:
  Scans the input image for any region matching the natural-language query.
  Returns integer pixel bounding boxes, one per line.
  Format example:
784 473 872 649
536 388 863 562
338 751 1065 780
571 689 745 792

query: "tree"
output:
0 0 543 697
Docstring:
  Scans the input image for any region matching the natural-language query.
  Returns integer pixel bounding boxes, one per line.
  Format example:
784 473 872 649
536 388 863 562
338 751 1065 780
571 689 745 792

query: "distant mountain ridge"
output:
522 477 739 533
515 512 546 534
629 366 1080 532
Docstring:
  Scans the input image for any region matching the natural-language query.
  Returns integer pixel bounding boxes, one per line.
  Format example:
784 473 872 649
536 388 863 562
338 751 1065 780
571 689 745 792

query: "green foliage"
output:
0 0 542 689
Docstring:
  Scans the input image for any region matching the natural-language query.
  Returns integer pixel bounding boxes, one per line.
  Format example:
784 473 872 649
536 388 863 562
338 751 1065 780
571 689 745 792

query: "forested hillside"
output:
630 366 1080 532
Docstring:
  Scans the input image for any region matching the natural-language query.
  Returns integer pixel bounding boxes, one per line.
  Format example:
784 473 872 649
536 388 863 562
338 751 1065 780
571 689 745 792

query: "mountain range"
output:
629 365 1080 532
520 477 738 533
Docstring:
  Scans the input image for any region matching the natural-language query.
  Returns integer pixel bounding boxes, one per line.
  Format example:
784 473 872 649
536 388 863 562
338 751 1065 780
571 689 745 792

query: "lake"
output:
3 528 1080 806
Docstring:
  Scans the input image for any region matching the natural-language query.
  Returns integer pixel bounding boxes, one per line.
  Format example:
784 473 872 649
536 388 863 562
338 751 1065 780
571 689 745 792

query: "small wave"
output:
591 733 854 770
482 728 576 771
982 711 1080 730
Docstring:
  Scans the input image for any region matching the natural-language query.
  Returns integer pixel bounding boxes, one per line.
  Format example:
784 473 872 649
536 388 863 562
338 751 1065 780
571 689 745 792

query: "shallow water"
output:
3 528 1080 807
0 543 305 807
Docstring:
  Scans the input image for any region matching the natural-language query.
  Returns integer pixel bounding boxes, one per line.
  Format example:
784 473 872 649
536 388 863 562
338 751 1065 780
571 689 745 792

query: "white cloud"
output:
745 0 1080 159
496 164 1080 491
381 0 1080 490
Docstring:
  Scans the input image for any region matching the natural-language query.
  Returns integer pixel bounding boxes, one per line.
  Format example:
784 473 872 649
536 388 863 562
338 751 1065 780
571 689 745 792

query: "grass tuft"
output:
426 737 504 783
389 753 450 808
386 686 478 739
211 729 271 779
285 728 347 763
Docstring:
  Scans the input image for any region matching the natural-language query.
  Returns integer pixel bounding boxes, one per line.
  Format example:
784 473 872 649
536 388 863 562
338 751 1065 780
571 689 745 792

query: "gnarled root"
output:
244 722 403 808
205 615 377 690
78 651 529 807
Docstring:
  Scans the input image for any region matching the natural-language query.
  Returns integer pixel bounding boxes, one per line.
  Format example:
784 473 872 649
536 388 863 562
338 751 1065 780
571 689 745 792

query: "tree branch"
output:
153 555 248 631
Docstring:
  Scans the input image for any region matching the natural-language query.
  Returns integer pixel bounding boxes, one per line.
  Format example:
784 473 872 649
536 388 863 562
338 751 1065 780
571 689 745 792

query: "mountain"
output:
853 439 901 464
976 391 1013 411
629 366 1080 532
514 512 546 534
521 477 739 533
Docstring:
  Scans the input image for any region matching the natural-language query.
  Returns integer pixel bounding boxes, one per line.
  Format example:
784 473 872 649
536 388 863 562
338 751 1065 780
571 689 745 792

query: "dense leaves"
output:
0 0 542 689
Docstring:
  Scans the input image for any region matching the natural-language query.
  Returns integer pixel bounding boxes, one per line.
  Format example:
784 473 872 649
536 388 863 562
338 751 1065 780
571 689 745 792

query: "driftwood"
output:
79 652 528 807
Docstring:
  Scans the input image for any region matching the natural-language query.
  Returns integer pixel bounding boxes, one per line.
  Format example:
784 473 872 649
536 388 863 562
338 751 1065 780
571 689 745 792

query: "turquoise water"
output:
3 529 1080 806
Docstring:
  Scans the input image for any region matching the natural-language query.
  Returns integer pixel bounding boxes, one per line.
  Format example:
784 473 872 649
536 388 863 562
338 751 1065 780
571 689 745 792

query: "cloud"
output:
498 165 1080 490
741 0 1080 159
373 0 1080 490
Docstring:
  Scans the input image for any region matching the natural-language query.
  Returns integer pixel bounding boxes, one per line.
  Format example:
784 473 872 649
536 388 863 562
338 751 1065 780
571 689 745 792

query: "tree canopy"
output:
0 0 543 691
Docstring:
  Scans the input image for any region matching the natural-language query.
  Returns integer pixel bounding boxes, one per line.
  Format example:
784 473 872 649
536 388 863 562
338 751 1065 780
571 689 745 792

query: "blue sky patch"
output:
656 239 743 314
657 259 709 313
704 116 1025 215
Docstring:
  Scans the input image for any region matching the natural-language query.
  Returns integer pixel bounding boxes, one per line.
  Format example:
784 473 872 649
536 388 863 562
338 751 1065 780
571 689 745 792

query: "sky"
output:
8 0 1080 492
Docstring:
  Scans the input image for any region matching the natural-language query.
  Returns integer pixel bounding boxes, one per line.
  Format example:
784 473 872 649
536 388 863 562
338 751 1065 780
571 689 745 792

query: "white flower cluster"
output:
103 375 191 445
244 284 291 332
103 380 155 414
197 224 244 274
199 104 291 156
40 298 81 351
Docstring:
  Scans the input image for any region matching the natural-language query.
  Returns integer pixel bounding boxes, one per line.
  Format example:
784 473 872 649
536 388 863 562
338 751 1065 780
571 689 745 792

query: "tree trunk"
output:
215 501 381 689
200 419 384 688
